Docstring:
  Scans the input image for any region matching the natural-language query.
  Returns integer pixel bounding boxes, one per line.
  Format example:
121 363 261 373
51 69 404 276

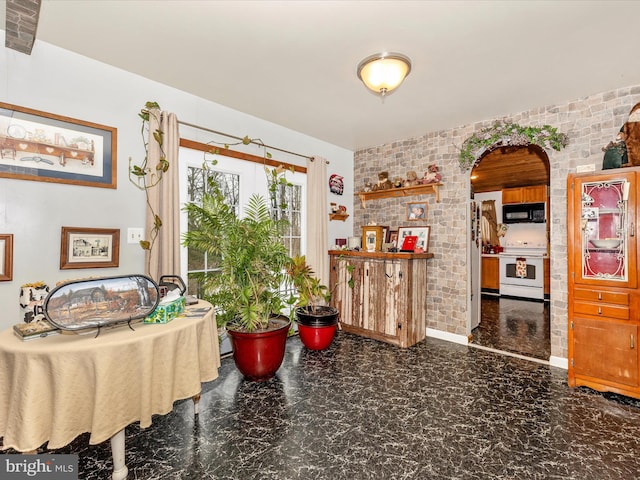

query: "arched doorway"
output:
469 145 551 360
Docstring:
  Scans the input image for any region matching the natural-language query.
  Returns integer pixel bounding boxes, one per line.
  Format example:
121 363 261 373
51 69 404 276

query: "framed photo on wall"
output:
0 234 13 281
0 102 117 188
406 202 427 221
60 227 120 269
397 226 431 253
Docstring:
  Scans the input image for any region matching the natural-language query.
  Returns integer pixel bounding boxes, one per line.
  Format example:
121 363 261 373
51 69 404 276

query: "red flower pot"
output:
297 322 338 350
227 316 290 381
295 306 339 350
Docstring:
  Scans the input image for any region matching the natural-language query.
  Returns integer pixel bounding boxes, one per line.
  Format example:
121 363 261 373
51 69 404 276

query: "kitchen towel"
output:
516 257 528 278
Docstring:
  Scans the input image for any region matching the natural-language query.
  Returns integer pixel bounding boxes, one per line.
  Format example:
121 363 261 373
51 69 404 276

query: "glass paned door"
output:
577 174 636 287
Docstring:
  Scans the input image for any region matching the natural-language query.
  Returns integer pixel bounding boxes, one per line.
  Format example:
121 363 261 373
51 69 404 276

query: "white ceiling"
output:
5 0 640 151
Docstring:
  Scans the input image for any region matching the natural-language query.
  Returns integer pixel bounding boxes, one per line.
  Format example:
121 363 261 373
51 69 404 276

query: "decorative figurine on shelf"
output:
338 205 347 213
404 170 420 186
393 177 403 188
421 164 442 184
330 202 339 213
602 126 628 170
372 171 393 191
363 180 372 192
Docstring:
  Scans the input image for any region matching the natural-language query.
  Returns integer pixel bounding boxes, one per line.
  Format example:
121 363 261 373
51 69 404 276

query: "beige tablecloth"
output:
0 302 220 452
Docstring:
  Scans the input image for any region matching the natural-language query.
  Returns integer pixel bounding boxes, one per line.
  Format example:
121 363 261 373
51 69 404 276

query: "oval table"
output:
0 301 220 479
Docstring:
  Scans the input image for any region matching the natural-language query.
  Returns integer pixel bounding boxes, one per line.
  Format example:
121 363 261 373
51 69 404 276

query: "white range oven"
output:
499 242 546 301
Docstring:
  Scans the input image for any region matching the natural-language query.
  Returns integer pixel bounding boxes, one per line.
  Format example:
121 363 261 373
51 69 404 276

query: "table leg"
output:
110 429 128 480
192 393 201 415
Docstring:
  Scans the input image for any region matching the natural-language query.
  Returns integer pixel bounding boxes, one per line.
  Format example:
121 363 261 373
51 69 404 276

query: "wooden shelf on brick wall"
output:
357 183 442 208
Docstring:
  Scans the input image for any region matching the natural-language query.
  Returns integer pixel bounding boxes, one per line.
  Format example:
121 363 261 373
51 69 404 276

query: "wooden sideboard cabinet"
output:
567 168 640 399
329 250 433 348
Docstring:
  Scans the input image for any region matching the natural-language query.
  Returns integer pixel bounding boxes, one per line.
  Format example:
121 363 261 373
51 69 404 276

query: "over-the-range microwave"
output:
502 202 546 224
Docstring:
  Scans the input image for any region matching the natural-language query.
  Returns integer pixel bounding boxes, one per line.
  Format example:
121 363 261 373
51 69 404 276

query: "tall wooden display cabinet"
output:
567 168 640 399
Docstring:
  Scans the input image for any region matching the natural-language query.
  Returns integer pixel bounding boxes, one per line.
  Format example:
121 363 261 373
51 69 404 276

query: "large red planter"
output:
227 316 290 381
295 306 339 350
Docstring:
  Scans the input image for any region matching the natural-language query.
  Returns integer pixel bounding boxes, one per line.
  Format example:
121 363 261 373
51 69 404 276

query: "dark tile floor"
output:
471 295 550 360
6 323 640 480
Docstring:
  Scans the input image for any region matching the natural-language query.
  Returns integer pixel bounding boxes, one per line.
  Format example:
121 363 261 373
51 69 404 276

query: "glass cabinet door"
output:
574 173 636 287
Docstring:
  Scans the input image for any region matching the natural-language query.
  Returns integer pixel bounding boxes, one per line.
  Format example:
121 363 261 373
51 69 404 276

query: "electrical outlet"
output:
127 228 144 244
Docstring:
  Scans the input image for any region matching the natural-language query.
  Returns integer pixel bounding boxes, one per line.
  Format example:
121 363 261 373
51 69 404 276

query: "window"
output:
179 147 306 296
185 166 240 296
269 177 302 258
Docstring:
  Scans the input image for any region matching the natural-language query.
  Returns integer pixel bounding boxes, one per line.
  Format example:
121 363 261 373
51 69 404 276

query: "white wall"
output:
0 34 354 330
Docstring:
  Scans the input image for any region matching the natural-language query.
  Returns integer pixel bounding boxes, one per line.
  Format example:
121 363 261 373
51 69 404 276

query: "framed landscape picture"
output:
60 227 120 269
0 102 117 188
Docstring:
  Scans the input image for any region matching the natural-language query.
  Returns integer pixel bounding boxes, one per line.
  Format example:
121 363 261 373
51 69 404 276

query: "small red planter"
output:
295 306 339 350
297 322 338 350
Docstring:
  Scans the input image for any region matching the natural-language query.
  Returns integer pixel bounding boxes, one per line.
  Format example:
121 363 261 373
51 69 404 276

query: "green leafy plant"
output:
459 121 569 171
285 255 331 315
182 173 292 332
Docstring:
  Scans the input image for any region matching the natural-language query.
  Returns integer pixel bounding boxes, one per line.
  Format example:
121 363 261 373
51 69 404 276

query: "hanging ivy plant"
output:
129 101 166 258
129 102 293 270
459 121 569 171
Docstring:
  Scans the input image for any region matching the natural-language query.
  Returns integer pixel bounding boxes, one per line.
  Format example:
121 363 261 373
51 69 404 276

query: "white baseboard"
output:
549 355 568 370
426 328 569 370
426 328 469 345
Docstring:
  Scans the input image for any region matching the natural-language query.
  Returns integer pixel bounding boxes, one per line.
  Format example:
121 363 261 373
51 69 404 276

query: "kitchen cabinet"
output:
329 250 433 348
567 168 640 398
502 185 547 204
481 255 500 292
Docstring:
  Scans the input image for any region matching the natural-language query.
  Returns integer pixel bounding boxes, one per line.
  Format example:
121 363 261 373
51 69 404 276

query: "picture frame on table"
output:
0 102 117 189
0 234 13 281
406 201 427 221
361 225 388 252
397 226 431 253
60 227 120 269
387 229 399 249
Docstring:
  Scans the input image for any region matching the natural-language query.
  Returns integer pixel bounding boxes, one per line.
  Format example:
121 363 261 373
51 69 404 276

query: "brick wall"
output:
353 85 640 359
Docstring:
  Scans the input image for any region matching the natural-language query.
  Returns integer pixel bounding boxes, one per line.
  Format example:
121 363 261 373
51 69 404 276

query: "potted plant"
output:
182 182 292 381
286 255 339 350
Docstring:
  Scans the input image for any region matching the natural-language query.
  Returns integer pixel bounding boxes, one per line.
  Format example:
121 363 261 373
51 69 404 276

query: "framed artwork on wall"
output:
60 227 120 270
397 226 431 253
0 234 13 281
406 202 427 221
0 102 117 188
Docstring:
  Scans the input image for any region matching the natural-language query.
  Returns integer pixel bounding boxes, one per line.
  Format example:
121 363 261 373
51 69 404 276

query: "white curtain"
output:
145 110 181 282
306 156 329 286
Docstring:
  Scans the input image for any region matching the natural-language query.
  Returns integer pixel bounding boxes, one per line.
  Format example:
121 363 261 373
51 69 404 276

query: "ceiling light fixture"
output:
357 52 412 99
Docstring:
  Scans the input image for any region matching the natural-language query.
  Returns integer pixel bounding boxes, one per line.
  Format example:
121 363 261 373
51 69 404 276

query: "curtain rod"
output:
178 119 314 161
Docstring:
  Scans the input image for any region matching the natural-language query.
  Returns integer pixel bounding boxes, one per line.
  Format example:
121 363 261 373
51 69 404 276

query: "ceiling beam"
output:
5 0 42 55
